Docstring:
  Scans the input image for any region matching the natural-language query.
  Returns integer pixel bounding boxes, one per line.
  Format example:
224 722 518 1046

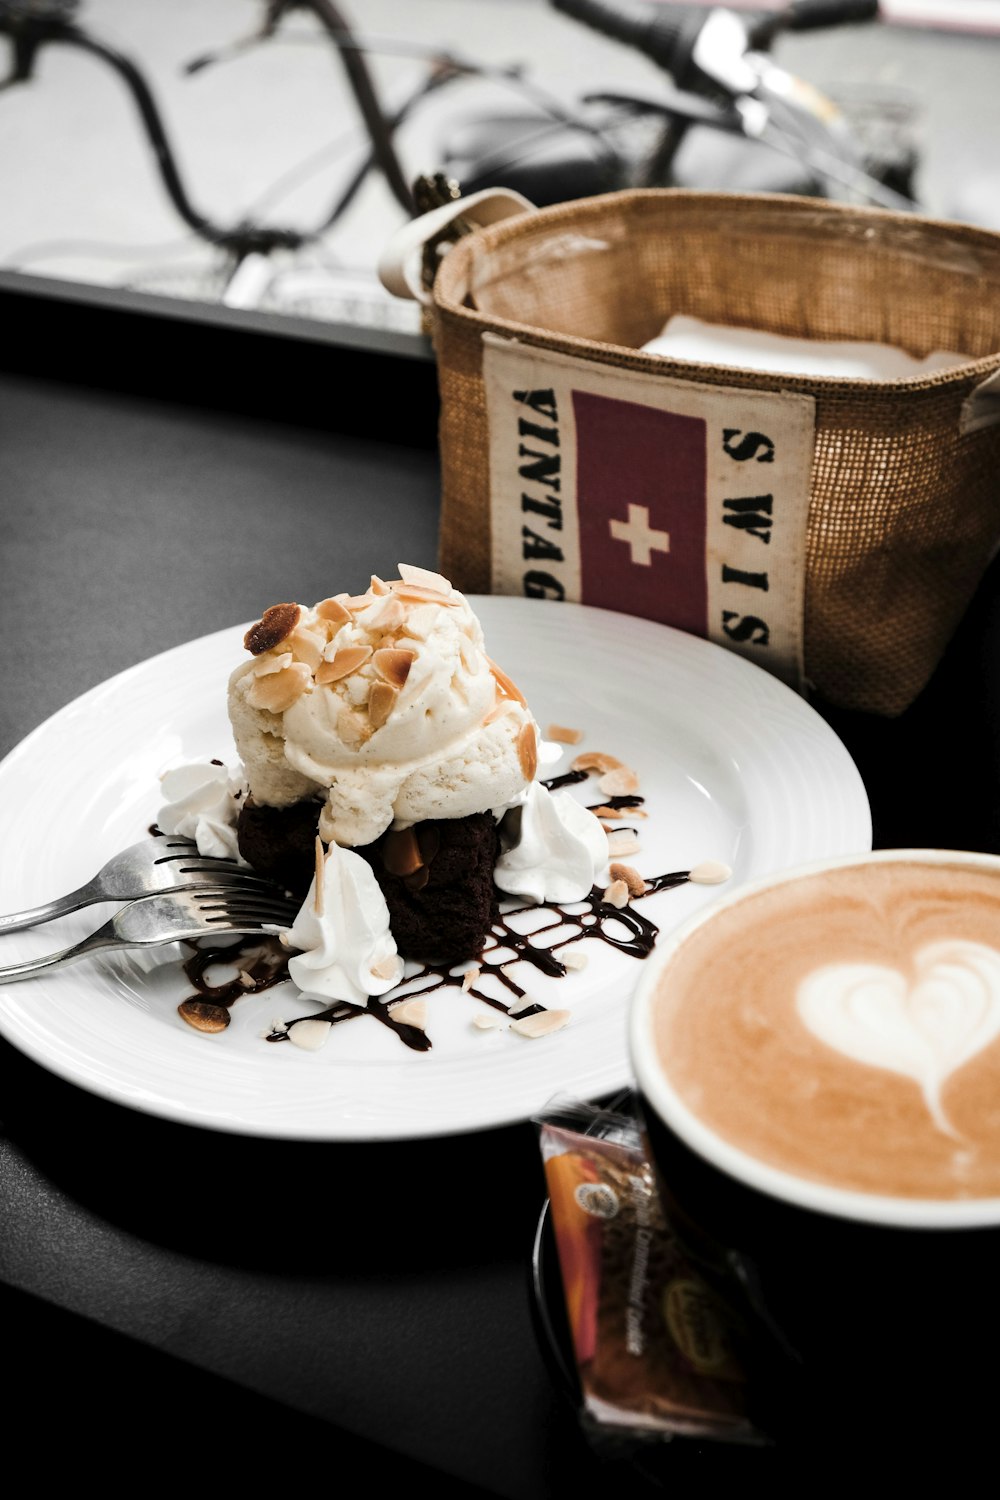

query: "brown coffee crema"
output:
652 860 1000 1200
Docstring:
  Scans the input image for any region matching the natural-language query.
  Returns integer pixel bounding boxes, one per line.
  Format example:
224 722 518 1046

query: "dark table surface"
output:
3 278 1000 1487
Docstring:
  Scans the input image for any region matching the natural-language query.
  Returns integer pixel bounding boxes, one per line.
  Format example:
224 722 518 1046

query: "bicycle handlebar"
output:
551 0 881 92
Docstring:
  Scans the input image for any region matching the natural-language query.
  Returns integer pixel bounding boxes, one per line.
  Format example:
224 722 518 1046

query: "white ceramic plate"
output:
0 598 871 1140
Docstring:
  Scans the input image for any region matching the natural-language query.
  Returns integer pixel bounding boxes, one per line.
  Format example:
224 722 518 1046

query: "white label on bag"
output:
483 333 816 694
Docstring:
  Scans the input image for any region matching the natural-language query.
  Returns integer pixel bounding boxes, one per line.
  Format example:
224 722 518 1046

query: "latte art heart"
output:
796 940 1000 1137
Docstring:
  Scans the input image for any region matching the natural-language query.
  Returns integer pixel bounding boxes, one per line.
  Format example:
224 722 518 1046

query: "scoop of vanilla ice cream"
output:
228 565 539 847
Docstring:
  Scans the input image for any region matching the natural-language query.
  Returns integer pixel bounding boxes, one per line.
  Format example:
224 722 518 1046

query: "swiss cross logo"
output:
483 335 814 694
573 390 708 637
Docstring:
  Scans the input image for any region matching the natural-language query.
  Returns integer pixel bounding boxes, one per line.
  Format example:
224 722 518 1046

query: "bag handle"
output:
377 187 536 305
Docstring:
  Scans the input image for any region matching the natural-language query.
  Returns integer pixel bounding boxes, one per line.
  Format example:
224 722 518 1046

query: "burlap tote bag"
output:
380 188 1000 717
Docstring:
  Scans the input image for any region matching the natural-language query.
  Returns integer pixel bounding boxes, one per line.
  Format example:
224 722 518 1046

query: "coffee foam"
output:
644 856 1000 1206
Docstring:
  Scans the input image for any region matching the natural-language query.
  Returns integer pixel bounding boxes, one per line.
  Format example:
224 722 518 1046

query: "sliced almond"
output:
250 650 293 678
372 954 403 981
369 681 398 728
373 647 417 689
397 562 452 593
287 1019 332 1052
313 835 325 915
689 860 733 886
366 596 406 632
473 1013 504 1031
388 582 458 606
247 662 312 712
572 751 624 775
546 724 583 744
336 708 367 747
244 602 300 656
391 997 428 1029
370 574 390 596
517 721 538 781
315 596 352 625
511 1009 571 1039
178 998 231 1033
381 828 423 876
482 698 516 726
289 626 325 671
315 644 372 683
462 965 482 991
599 766 640 797
560 948 589 971
602 878 630 909
607 830 642 857
592 804 648 820
610 862 646 896
488 657 527 706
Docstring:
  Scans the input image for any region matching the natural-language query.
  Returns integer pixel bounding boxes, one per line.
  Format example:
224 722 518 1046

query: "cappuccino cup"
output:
629 848 1000 1453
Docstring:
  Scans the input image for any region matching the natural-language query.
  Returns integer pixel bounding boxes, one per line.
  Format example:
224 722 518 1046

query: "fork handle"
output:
0 882 101 934
0 923 119 984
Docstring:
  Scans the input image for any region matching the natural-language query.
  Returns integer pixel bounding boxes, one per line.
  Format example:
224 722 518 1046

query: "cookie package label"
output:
483 333 817 695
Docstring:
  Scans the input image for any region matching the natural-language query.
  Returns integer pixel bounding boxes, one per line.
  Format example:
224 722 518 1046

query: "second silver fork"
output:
0 885 299 985
0 836 287 934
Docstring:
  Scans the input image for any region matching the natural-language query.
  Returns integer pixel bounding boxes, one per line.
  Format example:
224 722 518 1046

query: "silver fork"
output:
0 884 299 985
0 836 284 934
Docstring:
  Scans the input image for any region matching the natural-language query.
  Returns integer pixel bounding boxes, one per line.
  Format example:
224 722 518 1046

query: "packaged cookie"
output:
534 1095 768 1447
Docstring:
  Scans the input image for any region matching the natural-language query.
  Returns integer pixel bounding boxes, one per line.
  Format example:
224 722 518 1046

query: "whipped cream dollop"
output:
157 761 247 861
494 781 608 903
283 840 404 1007
228 564 539 847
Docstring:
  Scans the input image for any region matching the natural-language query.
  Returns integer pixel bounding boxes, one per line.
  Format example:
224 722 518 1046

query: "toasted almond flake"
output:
462 965 482 991
345 594 372 610
473 1013 504 1031
517 721 538 781
603 878 630 908
507 997 535 1017
546 724 583 744
488 657 527 705
592 804 648 820
373 647 417 689
366 596 406 632
607 830 642 857
313 835 325 915
369 681 398 728
316 596 352 625
238 970 257 989
178 999 230 1033
336 708 367 747
389 582 459 606
315 644 372 683
398 562 452 593
689 859 733 885
610 861 646 896
371 954 402 981
288 1019 333 1052
599 767 640 796
250 650 293 678
391 997 428 1029
370 575 390 595
289 626 325 671
560 948 589 971
247 662 312 712
244 602 301 656
482 698 516 726
572 751 624 775
511 1009 571 1039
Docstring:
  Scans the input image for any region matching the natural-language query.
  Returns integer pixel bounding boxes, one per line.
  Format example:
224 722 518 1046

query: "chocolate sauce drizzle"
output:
176 866 692 1052
172 771 695 1052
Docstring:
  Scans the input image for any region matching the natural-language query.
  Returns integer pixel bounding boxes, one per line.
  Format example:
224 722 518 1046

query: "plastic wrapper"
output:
533 1092 767 1448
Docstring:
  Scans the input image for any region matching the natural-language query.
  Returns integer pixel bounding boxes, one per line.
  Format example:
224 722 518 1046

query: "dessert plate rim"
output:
0 596 872 1141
